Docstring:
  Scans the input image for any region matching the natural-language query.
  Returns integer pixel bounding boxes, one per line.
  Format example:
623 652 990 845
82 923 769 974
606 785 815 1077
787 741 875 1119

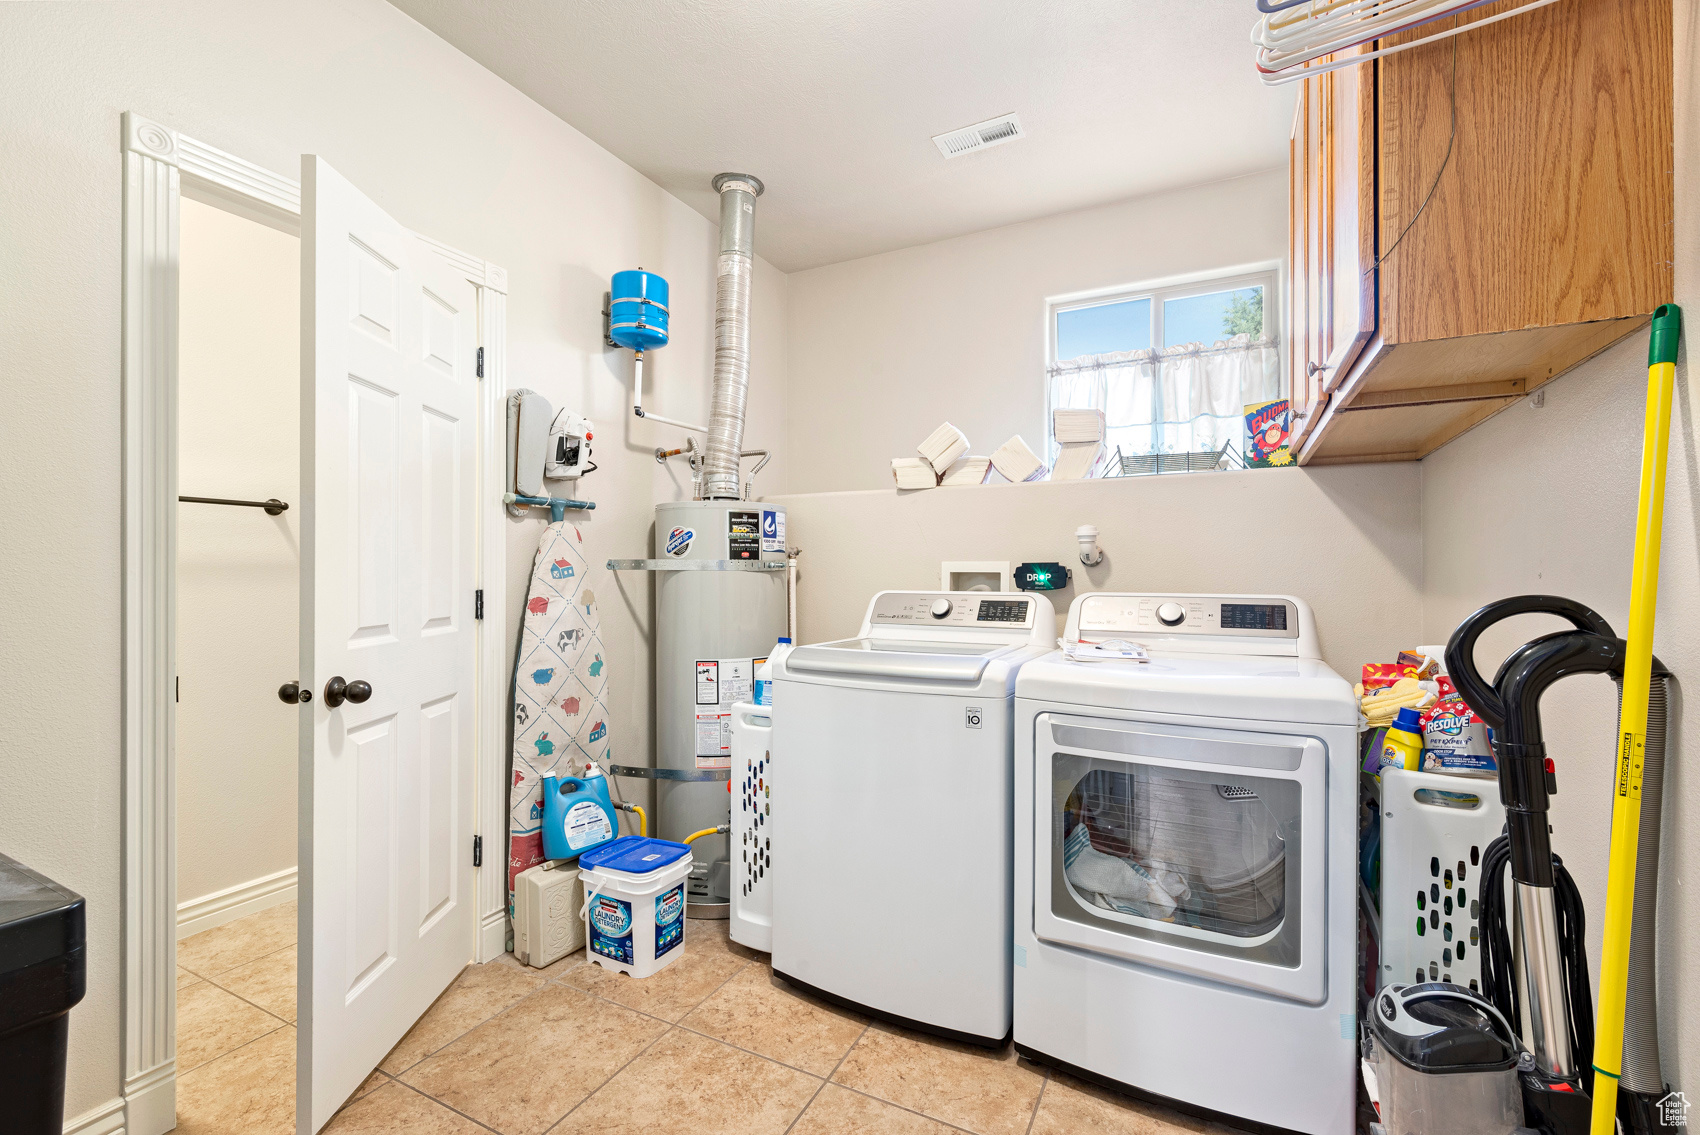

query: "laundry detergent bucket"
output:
578 837 693 978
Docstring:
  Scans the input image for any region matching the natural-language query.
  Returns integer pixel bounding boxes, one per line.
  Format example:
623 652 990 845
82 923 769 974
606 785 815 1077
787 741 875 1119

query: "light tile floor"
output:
175 904 1242 1134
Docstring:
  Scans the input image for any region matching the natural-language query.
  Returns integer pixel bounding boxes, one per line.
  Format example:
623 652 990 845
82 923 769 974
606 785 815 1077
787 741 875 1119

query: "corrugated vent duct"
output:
701 172 764 500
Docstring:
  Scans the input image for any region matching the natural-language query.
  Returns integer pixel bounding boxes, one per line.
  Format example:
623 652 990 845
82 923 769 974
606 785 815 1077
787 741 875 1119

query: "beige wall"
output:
776 0 1699 1094
176 198 300 924
770 462 1425 682
0 1 787 1118
784 167 1287 494
1417 0 1697 1089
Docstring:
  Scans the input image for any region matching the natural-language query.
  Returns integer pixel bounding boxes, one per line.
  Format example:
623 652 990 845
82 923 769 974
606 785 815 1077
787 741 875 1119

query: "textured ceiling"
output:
388 0 1294 271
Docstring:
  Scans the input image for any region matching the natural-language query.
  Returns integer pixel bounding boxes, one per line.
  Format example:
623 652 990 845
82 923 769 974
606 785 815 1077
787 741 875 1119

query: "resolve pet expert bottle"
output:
542 761 619 861
1378 707 1425 773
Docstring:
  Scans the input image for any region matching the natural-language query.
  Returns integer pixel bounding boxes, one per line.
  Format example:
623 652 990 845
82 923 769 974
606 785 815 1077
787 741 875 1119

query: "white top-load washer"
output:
771 590 1057 1045
1014 593 1359 1135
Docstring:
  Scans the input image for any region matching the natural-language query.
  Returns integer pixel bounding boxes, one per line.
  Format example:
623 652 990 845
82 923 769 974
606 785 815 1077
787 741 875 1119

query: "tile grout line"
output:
178 908 299 980
1023 1070 1051 1135
537 1018 678 1135
782 1022 868 1135
666 1015 850 1082
386 1076 507 1135
392 950 667 1092
177 936 296 983
386 963 561 1078
537 949 756 1134
826 1081 985 1135
538 947 995 1134
195 972 294 1029
330 1067 395 1117
176 1019 292 1079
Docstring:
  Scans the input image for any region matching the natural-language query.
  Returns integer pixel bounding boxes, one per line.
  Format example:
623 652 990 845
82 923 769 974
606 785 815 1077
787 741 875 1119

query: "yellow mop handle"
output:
1591 304 1681 1133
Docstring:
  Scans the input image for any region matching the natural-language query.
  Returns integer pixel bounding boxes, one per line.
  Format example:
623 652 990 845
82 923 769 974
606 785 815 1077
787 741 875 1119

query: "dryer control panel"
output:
870 591 1037 629
1072 594 1313 655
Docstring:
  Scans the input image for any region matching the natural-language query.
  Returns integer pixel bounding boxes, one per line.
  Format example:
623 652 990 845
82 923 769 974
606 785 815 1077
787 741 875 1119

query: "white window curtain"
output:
1047 335 1282 464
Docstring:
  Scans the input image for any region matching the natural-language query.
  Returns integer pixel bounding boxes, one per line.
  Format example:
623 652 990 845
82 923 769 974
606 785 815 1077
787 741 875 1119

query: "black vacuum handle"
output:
1444 595 1615 730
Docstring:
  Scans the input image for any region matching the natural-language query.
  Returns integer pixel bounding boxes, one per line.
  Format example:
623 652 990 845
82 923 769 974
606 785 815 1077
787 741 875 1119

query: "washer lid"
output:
786 638 1015 683
1016 650 1356 726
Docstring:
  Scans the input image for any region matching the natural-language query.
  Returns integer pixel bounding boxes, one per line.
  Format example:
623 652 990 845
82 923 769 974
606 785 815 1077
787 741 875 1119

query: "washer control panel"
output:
1076 594 1298 639
870 592 1036 629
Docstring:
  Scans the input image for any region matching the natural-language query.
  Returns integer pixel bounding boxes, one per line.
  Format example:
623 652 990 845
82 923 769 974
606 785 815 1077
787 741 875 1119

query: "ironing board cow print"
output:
508 522 613 913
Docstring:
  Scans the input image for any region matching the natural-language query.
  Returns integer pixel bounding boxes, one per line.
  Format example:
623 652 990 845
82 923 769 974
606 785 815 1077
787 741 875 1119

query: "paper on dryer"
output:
1061 638 1150 663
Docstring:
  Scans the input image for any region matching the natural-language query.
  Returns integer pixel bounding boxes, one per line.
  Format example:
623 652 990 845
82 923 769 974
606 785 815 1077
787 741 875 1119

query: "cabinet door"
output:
1376 0 1671 340
1320 50 1375 383
1288 49 1376 442
1287 85 1315 423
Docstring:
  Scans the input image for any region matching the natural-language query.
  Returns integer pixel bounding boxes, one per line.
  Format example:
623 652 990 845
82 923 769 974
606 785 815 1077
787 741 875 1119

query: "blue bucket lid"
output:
579 836 690 874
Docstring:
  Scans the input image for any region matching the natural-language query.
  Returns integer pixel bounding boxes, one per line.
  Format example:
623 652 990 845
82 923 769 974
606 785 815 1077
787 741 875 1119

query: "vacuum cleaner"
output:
1367 309 1684 1135
1363 596 1674 1135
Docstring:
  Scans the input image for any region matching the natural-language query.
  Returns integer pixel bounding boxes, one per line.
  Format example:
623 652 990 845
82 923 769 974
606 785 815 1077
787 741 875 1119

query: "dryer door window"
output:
1057 757 1298 958
1033 714 1328 1003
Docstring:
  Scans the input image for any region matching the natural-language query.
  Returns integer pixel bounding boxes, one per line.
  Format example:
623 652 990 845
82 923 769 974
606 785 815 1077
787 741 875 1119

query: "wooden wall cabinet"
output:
1287 0 1674 465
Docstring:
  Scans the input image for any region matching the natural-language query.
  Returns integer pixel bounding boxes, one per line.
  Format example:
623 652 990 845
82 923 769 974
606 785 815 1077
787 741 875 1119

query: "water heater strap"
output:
605 558 785 572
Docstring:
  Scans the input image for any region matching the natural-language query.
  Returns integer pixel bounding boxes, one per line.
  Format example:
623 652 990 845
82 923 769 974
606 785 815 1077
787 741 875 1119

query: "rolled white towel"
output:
1063 825 1179 917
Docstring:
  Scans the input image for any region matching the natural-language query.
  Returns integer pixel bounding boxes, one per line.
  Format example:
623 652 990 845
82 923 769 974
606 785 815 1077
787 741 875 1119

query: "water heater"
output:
610 172 780 918
653 500 787 914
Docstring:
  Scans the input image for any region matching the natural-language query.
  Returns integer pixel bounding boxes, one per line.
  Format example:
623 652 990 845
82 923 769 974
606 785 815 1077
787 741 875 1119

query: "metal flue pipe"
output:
701 173 763 500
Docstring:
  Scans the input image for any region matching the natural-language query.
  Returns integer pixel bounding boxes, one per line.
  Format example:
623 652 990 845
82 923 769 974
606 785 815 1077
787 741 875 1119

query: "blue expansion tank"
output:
608 269 669 352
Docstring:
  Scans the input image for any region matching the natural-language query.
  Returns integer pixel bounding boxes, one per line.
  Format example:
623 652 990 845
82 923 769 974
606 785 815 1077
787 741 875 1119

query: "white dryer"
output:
771 590 1056 1045
1014 593 1359 1135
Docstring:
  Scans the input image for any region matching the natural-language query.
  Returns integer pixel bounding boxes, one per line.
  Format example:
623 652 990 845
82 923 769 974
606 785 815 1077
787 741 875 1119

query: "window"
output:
1047 268 1282 470
1053 272 1273 360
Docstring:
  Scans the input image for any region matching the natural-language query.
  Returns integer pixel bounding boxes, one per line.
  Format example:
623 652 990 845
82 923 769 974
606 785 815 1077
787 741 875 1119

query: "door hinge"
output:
473 835 483 867
176 675 180 703
476 346 484 378
475 589 484 620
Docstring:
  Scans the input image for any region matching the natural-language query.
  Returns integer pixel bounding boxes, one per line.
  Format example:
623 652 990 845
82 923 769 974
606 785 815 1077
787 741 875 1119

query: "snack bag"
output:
1362 662 1419 692
1419 676 1496 775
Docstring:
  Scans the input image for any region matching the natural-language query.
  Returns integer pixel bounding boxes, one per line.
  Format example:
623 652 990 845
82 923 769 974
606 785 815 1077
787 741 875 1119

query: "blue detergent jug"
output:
542 761 619 861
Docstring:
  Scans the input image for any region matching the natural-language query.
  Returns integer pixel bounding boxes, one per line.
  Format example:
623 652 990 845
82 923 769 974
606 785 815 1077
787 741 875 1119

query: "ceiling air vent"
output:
932 113 1025 159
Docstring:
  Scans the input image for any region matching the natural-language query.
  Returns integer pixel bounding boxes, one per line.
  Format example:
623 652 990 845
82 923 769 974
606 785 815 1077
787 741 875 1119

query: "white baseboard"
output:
177 867 297 940
123 1059 176 1135
479 908 509 963
64 1095 125 1135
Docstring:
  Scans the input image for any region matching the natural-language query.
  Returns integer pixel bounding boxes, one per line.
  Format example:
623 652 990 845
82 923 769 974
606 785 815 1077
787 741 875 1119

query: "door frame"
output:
119 112 511 1135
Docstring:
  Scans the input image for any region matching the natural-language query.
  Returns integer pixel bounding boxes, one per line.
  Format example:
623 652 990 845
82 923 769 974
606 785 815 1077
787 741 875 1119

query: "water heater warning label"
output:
695 712 730 767
693 657 752 768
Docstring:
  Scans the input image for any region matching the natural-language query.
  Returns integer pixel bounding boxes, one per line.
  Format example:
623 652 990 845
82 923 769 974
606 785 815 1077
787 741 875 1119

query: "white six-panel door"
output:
299 155 478 1134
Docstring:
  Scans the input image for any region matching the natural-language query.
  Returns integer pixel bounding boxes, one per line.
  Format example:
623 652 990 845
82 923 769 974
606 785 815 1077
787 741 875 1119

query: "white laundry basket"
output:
512 861 584 968
729 702 773 952
1377 767 1506 994
578 837 693 978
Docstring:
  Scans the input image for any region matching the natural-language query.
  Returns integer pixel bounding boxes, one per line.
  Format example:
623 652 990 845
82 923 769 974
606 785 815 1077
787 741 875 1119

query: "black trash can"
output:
0 852 87 1134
